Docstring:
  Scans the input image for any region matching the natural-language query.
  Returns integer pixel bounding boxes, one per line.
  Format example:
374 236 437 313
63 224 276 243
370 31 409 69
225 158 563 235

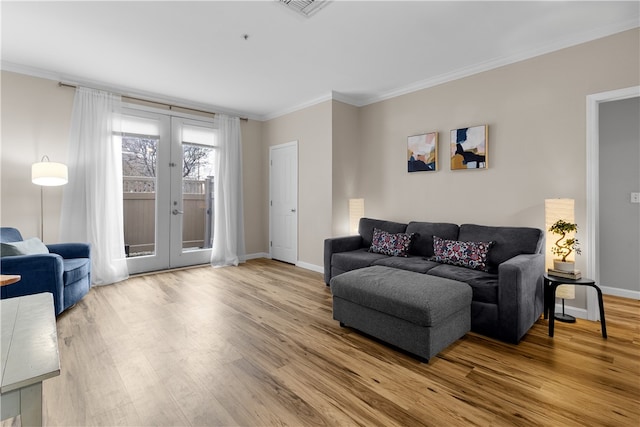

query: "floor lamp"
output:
32 155 68 241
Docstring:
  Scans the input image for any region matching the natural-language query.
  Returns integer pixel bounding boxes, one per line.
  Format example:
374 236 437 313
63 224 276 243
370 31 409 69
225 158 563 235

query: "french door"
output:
122 108 217 274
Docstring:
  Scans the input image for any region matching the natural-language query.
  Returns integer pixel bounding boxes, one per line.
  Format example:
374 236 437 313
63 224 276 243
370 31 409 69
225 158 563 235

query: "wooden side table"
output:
0 275 21 286
543 273 607 338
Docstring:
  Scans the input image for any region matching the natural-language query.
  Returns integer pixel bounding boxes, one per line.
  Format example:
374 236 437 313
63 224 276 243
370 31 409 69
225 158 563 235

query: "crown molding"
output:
1 61 262 121
4 20 637 122
260 92 335 121
260 20 639 118
349 19 640 108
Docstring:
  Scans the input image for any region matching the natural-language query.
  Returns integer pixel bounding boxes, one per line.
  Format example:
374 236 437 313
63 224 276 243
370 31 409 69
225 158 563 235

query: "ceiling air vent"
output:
278 0 330 18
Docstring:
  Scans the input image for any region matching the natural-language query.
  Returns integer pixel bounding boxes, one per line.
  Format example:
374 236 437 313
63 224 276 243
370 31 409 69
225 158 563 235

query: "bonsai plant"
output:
549 219 581 271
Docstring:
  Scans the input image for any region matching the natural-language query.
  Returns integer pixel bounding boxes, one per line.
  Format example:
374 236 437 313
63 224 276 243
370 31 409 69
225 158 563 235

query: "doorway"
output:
586 86 640 319
269 141 298 264
122 108 217 274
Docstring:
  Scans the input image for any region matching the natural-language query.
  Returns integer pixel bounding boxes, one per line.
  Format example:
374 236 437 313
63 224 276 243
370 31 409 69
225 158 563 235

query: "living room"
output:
1 1 639 426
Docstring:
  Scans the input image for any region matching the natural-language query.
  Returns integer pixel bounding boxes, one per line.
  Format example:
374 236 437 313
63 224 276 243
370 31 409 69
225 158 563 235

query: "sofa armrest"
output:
498 253 545 343
47 243 91 259
324 235 363 284
0 254 65 314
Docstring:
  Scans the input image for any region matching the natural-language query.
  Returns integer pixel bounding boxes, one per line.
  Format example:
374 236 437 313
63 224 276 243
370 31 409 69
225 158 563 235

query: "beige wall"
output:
1 72 74 243
331 100 361 236
357 29 639 281
0 71 266 256
262 101 332 268
239 118 266 255
3 28 638 277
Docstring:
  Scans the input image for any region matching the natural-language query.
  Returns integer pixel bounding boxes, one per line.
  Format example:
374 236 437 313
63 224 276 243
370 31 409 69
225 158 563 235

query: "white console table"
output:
1 293 60 426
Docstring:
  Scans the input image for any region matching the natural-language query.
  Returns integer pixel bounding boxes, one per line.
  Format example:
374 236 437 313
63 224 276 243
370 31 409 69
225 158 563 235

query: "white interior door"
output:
270 141 298 264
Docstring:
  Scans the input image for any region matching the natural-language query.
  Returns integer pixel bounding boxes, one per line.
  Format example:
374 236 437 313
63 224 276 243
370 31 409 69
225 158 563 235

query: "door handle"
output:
291 209 296 213
172 209 184 215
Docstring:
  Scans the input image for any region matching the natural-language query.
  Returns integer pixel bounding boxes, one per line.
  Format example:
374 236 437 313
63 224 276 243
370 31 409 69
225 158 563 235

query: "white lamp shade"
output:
349 198 364 235
32 161 68 186
545 198 576 300
555 284 576 299
544 198 576 269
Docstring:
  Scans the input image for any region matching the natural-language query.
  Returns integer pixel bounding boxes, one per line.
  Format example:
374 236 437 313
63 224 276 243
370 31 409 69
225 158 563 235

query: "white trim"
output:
585 85 640 320
262 93 334 121
357 20 639 108
295 261 324 274
600 286 640 300
241 252 271 261
239 253 323 274
553 303 588 320
5 20 637 122
264 21 640 116
1 61 260 121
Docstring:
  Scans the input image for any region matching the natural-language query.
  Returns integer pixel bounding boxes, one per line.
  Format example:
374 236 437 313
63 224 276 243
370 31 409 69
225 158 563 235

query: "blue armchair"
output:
0 227 91 315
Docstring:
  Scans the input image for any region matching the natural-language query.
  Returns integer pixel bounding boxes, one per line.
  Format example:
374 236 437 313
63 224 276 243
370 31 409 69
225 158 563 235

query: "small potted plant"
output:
549 219 581 272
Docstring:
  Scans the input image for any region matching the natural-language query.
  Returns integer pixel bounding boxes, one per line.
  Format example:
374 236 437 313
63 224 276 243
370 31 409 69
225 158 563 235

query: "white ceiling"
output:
2 1 638 120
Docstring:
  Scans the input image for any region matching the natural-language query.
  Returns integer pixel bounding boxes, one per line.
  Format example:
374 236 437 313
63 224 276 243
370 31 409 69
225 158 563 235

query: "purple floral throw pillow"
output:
369 228 414 257
432 235 494 272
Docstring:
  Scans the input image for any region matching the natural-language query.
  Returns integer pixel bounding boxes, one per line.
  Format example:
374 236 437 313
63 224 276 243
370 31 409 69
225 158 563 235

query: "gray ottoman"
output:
330 265 472 362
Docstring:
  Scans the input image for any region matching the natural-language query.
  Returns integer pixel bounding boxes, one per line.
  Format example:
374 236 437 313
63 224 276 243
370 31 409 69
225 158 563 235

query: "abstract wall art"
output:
407 132 438 172
450 125 488 170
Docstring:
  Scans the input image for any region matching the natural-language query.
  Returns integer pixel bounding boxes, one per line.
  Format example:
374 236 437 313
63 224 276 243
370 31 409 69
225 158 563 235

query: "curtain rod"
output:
58 82 248 121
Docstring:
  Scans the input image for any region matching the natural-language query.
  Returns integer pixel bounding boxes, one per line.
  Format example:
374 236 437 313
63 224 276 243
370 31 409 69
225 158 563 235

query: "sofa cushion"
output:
358 218 407 248
63 258 91 285
406 222 459 257
332 248 388 273
427 264 499 304
372 255 440 274
330 266 471 327
1 237 50 257
432 236 493 272
458 224 543 273
369 228 414 257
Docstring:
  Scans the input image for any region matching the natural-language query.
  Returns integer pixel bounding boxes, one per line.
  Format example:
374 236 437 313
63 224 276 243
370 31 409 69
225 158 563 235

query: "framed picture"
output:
450 125 488 170
407 132 438 172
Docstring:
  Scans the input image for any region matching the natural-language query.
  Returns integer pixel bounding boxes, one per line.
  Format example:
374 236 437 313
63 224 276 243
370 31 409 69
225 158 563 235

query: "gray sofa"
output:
324 218 545 343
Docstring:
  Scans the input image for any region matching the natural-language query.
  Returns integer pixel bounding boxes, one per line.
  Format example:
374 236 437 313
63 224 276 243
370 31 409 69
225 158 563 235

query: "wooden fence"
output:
123 177 212 256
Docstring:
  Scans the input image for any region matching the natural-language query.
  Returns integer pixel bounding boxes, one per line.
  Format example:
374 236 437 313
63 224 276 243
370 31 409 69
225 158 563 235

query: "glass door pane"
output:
169 118 216 268
122 110 171 274
122 125 158 257
181 142 215 251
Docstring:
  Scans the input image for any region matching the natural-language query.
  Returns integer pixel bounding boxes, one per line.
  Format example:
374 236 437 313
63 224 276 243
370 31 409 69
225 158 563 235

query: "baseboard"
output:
600 286 640 300
243 256 639 299
553 303 588 320
295 261 324 274
242 252 270 261
242 253 323 274
553 287 638 321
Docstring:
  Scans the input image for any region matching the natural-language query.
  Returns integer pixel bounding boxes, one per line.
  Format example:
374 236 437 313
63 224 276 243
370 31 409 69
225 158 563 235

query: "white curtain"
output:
60 87 129 285
211 114 246 267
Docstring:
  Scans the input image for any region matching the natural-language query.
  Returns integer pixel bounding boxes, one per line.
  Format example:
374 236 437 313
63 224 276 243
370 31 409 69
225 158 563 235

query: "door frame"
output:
585 85 639 319
122 104 216 274
269 141 298 264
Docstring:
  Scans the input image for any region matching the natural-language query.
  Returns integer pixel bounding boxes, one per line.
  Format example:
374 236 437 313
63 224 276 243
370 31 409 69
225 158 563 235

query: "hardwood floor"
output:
7 259 640 426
